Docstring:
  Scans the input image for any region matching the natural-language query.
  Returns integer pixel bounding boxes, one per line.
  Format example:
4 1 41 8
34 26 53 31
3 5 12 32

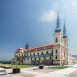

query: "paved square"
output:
0 65 77 77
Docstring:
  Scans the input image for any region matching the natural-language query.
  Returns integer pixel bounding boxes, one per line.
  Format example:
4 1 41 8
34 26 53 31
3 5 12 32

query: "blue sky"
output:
0 0 77 60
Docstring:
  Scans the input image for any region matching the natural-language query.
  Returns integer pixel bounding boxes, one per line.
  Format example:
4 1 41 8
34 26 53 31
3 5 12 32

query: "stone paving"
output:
21 65 77 77
22 66 59 73
48 67 77 76
0 66 61 77
0 65 77 77
21 69 65 77
0 68 35 77
0 72 35 77
67 70 77 77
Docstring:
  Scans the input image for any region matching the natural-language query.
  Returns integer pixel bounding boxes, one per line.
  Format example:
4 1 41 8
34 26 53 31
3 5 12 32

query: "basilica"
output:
11 14 68 65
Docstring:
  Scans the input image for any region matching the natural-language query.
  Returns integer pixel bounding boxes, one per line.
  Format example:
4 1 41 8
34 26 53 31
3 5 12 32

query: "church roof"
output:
55 12 61 33
16 48 26 53
63 20 67 38
27 43 53 52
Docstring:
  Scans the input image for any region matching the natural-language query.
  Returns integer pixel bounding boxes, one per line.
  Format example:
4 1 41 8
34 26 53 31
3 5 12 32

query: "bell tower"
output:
53 13 66 65
63 20 68 48
53 12 63 45
62 20 68 65
25 43 29 49
55 12 61 33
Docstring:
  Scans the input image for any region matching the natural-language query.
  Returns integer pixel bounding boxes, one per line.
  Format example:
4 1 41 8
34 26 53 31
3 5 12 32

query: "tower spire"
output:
55 11 61 32
56 11 60 27
63 20 67 38
25 43 29 49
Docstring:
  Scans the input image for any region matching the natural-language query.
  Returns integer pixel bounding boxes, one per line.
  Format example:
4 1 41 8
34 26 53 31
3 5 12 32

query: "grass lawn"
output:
48 66 72 69
0 64 36 68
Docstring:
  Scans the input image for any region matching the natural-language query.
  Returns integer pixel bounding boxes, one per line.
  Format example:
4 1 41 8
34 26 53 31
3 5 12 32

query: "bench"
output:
0 70 7 74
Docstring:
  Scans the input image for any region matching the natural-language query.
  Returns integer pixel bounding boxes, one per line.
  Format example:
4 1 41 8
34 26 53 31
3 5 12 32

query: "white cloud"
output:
64 4 67 8
40 10 57 22
71 2 75 6
64 1 76 9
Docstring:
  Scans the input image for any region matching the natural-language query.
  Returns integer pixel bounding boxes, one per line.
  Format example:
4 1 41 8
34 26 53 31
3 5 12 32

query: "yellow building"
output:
12 14 68 65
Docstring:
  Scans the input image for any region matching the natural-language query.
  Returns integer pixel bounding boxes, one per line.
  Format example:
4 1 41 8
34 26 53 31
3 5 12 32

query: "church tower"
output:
53 13 68 65
62 20 68 65
55 12 61 33
63 20 68 48
53 13 63 45
25 43 29 49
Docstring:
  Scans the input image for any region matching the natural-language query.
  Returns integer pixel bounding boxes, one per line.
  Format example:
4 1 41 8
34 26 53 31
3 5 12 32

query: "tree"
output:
15 55 21 68
20 56 24 65
40 57 43 65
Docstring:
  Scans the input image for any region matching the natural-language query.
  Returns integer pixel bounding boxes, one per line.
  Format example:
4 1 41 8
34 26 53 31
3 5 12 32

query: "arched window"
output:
56 49 57 54
30 54 31 56
22 54 23 56
46 51 48 54
55 55 58 59
55 37 58 43
42 52 43 55
50 57 51 59
52 50 53 54
37 52 39 55
34 53 35 56
44 57 46 60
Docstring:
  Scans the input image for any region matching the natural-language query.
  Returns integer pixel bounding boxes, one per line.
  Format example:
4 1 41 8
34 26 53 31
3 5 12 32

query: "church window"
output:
27 54 28 57
22 54 23 56
52 50 53 54
55 49 58 54
55 56 58 59
46 51 48 54
55 37 58 43
37 52 39 55
34 53 35 56
50 57 51 59
44 57 46 60
42 52 43 55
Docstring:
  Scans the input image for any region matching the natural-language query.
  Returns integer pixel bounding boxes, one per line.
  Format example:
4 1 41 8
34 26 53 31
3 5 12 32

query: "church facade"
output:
11 14 68 65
